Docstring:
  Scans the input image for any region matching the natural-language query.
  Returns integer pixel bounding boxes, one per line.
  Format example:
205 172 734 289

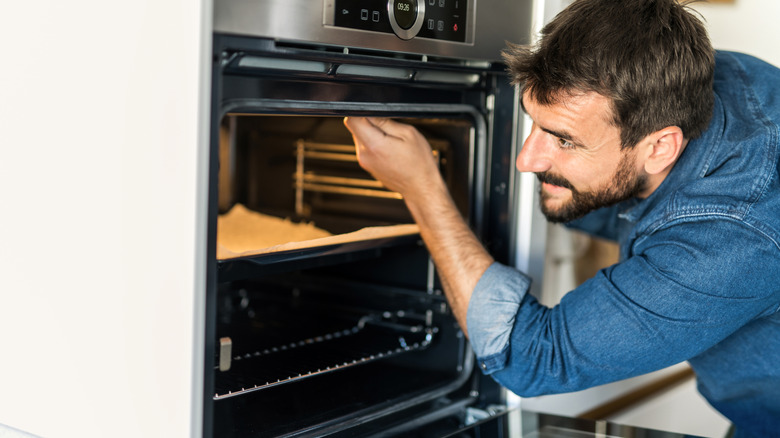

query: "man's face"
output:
517 90 648 223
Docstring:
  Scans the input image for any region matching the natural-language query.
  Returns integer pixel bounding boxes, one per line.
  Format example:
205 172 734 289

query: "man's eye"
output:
557 138 575 149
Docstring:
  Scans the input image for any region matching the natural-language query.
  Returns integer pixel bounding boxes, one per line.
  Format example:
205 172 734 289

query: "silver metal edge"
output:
214 0 534 62
192 0 213 436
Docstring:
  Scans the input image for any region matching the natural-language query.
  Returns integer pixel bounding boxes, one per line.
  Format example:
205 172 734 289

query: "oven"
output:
204 0 535 436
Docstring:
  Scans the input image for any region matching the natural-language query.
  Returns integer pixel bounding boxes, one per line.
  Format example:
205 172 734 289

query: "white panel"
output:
0 1 212 437
689 1 780 68
606 378 731 438
521 364 687 418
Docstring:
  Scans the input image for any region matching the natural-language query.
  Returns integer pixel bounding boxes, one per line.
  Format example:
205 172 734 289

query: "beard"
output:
537 151 647 223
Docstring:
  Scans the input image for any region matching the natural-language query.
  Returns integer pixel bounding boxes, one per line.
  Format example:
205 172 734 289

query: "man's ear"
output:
640 126 686 176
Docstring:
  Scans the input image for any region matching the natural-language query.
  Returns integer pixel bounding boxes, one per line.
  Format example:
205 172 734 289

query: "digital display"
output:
394 0 416 29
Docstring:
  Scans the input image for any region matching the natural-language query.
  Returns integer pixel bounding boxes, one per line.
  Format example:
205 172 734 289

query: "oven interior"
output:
217 115 472 233
211 113 487 436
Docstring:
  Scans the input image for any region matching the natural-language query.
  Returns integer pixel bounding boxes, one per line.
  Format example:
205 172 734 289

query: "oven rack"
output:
294 140 403 206
213 311 438 400
292 137 448 217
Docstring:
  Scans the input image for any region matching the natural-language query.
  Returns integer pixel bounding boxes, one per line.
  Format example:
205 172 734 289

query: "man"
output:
344 0 780 437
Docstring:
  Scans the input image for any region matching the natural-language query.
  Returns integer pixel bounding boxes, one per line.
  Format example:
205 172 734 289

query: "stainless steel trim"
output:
214 0 534 62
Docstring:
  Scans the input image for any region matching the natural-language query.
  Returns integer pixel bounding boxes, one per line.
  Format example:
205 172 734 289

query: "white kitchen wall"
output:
538 0 780 67
606 378 731 438
0 1 211 437
689 0 780 68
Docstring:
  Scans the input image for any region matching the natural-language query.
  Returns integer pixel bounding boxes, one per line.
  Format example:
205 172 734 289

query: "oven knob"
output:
388 0 425 40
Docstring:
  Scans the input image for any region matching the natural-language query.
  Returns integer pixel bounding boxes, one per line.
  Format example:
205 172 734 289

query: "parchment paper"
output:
217 204 419 259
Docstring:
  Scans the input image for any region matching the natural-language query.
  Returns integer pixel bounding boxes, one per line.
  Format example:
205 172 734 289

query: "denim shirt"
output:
467 52 780 438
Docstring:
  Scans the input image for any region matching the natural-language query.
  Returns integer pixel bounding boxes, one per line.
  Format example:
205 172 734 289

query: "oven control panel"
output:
333 0 467 42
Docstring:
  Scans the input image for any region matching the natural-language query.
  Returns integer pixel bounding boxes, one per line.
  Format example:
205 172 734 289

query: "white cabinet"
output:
0 2 212 437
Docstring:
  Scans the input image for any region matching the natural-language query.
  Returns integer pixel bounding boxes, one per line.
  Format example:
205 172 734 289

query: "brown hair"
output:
503 0 715 148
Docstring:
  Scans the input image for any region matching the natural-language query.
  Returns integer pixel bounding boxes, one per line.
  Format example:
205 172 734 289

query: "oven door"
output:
204 34 519 437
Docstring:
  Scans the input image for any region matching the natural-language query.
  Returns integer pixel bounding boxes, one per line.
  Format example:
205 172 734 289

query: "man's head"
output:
504 0 715 222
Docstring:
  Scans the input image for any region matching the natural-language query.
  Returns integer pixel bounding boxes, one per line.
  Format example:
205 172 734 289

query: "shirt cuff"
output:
466 262 531 374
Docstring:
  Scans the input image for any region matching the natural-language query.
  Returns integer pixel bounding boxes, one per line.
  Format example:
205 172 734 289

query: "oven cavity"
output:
210 112 479 435
216 115 469 258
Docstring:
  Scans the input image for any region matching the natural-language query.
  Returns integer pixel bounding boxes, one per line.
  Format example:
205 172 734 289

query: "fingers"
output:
365 117 393 133
344 117 396 143
342 117 441 199
346 116 417 138
343 117 385 171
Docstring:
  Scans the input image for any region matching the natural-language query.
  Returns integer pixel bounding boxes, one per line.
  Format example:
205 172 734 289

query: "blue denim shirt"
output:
467 52 780 438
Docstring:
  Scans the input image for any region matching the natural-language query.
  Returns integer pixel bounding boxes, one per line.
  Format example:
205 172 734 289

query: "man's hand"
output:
343 117 443 202
344 117 494 336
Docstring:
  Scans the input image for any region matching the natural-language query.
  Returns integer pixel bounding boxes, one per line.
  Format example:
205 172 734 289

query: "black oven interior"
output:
212 114 481 437
205 34 518 437
213 255 474 437
217 115 473 233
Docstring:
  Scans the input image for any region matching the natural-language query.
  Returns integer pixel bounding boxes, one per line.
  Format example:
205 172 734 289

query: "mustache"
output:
535 171 574 190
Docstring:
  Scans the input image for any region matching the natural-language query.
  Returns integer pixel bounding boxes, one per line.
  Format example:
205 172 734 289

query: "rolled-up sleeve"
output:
466 262 531 374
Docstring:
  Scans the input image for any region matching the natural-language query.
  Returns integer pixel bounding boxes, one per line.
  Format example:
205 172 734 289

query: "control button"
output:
361 9 369 20
427 18 434 30
437 20 444 32
439 0 445 6
372 10 380 22
428 0 434 5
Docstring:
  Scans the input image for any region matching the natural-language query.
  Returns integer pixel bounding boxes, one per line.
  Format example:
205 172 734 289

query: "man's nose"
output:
516 126 552 173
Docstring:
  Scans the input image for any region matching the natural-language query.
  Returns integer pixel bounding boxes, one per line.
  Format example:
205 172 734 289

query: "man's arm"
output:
343 117 494 335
